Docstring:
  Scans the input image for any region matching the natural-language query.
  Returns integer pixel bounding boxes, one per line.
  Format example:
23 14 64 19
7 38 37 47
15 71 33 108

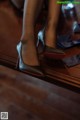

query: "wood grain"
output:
0 65 80 120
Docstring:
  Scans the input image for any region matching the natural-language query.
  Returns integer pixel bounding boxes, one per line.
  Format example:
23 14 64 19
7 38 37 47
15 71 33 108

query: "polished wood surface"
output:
0 65 80 120
0 0 80 89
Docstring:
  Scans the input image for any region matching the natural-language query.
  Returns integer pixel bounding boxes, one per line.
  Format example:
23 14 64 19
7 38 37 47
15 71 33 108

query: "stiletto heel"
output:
72 22 80 33
37 29 45 54
37 29 45 46
16 41 44 77
16 58 19 69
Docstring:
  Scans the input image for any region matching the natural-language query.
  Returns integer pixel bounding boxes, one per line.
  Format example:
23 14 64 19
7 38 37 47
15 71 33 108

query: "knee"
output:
11 0 24 9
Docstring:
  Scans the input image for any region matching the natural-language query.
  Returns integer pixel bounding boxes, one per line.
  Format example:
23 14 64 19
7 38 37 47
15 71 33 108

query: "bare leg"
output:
45 0 61 48
20 0 43 66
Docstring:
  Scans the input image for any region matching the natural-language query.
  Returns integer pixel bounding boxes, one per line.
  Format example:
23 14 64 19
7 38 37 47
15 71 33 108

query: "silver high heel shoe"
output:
16 42 44 77
37 29 65 59
37 29 45 54
37 28 45 47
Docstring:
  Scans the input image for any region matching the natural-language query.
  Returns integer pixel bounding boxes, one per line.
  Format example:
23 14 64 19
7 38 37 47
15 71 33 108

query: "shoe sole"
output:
44 52 66 59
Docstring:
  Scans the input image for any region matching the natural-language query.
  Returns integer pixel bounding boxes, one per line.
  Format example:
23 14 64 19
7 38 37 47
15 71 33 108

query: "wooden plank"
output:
0 65 80 120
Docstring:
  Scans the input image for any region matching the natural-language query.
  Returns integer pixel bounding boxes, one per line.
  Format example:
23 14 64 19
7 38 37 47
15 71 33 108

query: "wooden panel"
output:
0 0 21 62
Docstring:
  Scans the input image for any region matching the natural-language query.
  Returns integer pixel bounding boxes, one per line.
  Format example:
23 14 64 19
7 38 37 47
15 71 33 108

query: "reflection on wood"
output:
0 65 80 120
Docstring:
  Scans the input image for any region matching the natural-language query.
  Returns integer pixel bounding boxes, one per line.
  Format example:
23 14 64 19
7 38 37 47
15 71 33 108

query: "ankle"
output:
45 29 57 48
21 33 35 44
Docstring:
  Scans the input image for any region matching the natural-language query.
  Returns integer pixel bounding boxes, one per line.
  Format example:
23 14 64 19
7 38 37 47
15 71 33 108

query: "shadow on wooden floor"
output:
0 65 80 120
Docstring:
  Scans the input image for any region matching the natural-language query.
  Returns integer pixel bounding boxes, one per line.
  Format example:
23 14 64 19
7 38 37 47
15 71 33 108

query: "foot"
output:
44 45 65 59
16 41 44 77
21 40 40 66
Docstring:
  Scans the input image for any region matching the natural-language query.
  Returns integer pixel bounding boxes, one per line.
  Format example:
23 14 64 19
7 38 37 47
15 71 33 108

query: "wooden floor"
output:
0 65 80 120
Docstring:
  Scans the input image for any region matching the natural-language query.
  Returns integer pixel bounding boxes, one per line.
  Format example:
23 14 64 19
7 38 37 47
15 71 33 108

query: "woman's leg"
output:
20 0 43 66
45 0 61 48
11 0 43 18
